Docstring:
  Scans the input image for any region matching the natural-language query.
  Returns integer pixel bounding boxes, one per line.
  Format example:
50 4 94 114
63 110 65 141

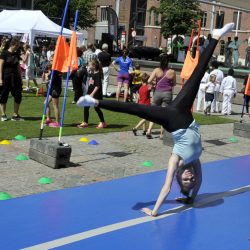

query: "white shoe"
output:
212 23 235 39
77 95 97 107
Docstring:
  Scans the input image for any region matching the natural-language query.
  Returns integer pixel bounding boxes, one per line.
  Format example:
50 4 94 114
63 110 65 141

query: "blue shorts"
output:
171 120 202 165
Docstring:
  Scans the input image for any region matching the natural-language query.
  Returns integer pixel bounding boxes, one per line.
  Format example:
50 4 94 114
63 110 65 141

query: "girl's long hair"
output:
159 53 169 71
91 59 103 79
176 164 196 197
122 49 128 60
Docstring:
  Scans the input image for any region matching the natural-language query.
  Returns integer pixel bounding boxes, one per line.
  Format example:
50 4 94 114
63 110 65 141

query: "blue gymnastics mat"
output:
0 155 250 250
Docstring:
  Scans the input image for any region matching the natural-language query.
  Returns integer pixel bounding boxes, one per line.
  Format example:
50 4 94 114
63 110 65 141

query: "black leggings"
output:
99 39 218 133
84 106 105 123
244 95 250 113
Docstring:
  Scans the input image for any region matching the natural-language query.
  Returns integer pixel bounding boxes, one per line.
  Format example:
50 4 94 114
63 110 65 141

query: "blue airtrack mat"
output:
0 155 249 250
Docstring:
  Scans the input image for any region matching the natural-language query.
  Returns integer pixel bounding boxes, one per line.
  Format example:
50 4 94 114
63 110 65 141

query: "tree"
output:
34 0 97 30
156 0 202 38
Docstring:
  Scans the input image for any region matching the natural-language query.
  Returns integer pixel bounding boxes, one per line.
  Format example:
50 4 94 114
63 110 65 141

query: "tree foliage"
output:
34 0 97 30
156 0 202 38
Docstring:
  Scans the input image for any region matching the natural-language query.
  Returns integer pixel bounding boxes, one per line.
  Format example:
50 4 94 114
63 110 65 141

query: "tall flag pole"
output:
58 10 79 142
39 0 70 140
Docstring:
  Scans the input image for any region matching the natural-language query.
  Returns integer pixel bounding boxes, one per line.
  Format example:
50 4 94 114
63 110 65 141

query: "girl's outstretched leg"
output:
77 96 169 128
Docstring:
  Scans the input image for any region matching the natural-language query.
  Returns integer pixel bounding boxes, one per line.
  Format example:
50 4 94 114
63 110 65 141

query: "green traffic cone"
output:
229 137 238 143
0 192 12 200
143 161 153 167
14 135 26 141
38 177 53 184
16 154 29 161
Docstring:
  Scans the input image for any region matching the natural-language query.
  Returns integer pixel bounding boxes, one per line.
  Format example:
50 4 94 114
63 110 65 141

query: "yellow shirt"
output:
132 69 143 85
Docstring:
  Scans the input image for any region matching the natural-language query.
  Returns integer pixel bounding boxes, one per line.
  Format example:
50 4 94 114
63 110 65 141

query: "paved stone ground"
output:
1 79 250 199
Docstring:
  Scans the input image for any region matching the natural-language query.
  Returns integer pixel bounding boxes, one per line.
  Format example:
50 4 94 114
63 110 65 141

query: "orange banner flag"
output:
67 31 78 72
52 35 69 73
180 20 201 80
245 74 250 96
180 50 199 80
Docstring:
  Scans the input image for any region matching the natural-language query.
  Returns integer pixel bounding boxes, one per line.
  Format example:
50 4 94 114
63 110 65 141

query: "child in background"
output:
44 56 62 128
196 67 210 112
204 74 216 115
220 68 237 115
132 73 152 135
77 59 107 129
130 63 143 102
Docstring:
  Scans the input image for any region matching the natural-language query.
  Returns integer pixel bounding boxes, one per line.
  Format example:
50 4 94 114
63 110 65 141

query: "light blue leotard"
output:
171 120 202 164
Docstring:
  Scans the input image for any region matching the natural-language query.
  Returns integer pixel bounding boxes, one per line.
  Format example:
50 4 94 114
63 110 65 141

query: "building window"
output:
21 0 32 9
154 12 159 26
2 0 17 7
101 7 108 22
220 40 225 55
233 11 242 30
137 11 145 26
200 12 207 28
215 11 224 28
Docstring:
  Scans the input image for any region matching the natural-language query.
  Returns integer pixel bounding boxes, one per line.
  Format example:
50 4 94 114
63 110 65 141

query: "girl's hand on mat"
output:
141 207 157 217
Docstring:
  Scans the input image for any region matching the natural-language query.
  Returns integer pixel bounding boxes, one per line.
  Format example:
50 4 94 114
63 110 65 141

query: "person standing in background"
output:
112 49 133 102
146 53 176 139
242 74 250 117
224 37 232 67
229 37 240 67
245 40 250 69
0 38 24 121
196 68 210 112
98 43 111 97
204 74 216 115
210 61 224 113
83 44 97 65
220 68 237 116
22 44 39 90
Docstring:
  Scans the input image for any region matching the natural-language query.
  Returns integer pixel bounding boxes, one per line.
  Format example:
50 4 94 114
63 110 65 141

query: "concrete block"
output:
29 139 72 169
234 122 250 132
233 129 250 138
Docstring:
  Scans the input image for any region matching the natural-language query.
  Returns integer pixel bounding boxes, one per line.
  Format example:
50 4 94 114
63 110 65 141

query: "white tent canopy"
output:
0 10 84 46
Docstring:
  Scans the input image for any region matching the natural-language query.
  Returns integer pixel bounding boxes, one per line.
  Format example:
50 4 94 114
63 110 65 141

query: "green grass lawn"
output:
0 91 236 140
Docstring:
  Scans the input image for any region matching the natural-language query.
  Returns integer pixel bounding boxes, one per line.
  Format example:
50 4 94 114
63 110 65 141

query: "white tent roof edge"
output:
0 9 84 46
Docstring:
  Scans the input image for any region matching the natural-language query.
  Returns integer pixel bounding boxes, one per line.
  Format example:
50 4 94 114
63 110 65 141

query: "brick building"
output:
86 0 250 62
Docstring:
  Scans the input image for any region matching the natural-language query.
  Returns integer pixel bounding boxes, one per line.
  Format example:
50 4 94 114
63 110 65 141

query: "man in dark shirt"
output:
98 43 111 97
